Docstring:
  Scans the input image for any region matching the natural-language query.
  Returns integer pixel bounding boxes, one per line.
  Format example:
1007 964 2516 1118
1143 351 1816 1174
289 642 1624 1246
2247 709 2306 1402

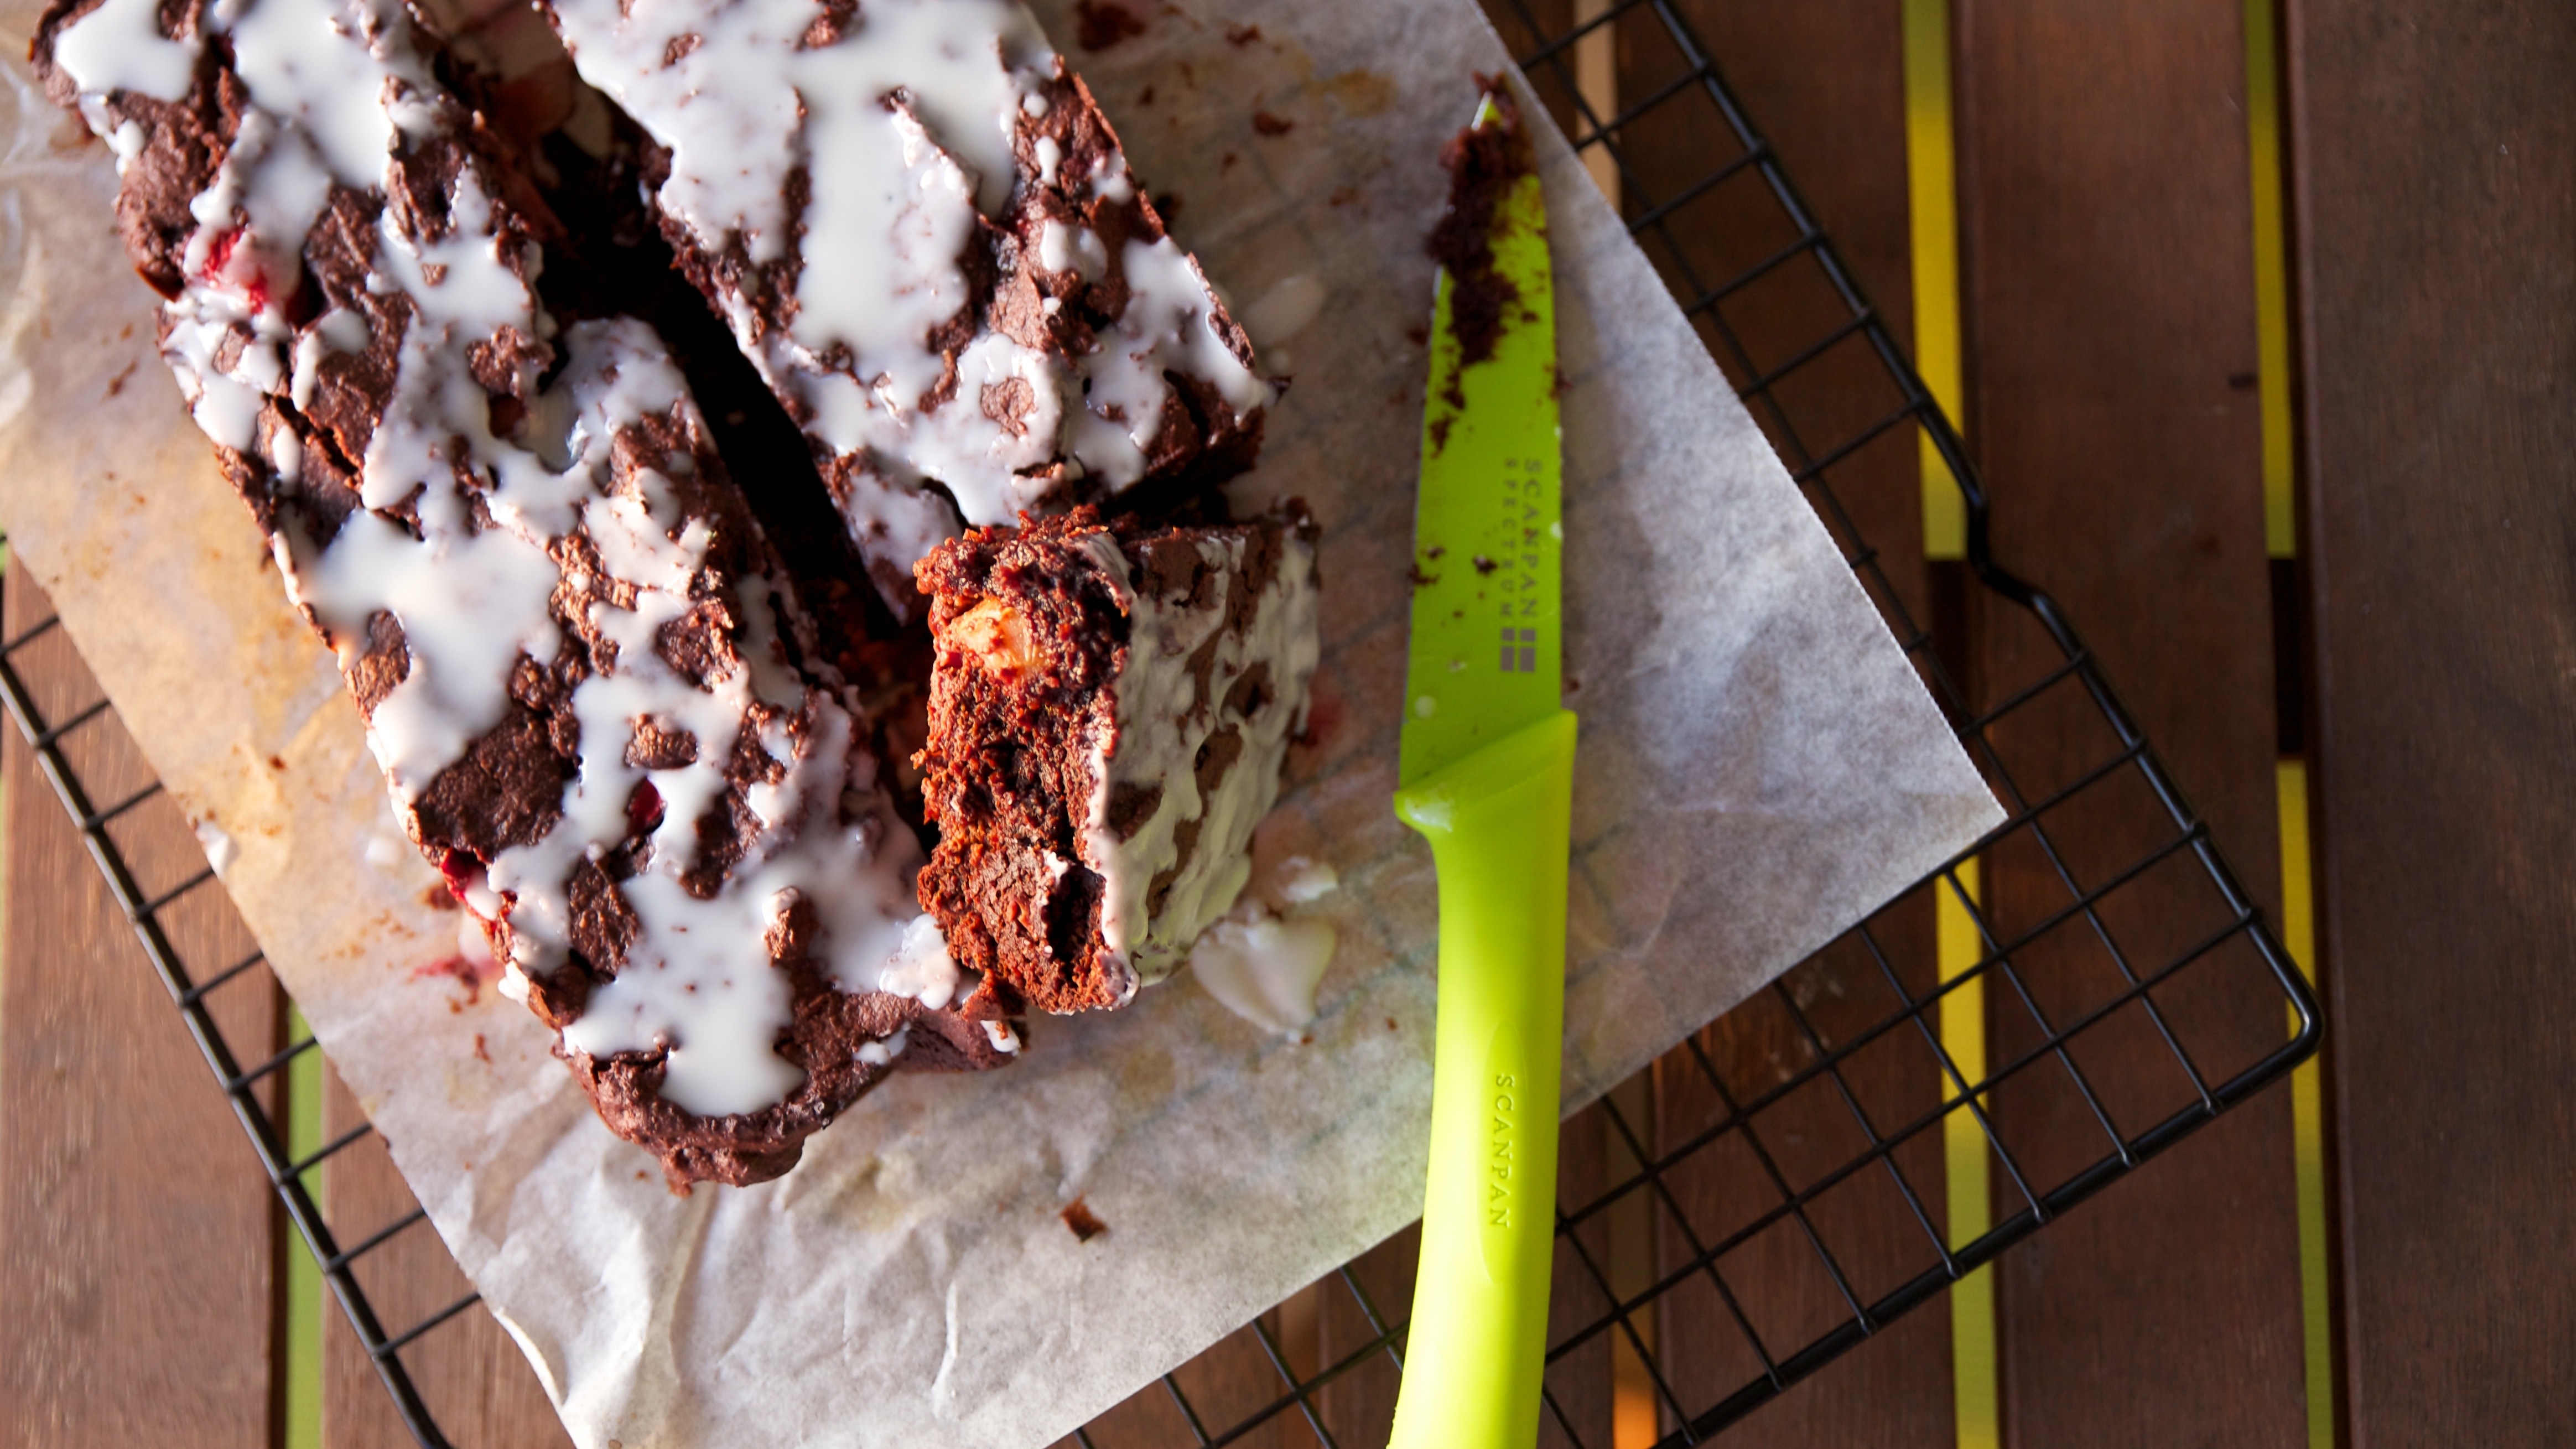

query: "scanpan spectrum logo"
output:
1492 456 1547 673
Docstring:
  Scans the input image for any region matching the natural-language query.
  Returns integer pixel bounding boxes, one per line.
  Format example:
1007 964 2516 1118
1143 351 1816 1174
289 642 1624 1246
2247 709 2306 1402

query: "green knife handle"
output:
1387 709 1579 1449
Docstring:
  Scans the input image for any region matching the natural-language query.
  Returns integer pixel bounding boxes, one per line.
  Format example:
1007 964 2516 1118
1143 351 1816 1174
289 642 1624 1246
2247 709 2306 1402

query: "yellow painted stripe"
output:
1937 859 1998 1449
2243 0 2298 559
2276 761 2336 1449
285 1006 325 1449
1904 0 1967 562
1909 1 1994 1441
2247 0 2334 1433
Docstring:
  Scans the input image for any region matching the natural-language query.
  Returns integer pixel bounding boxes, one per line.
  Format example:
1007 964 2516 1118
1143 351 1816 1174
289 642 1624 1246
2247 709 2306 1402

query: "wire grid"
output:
1065 3 2321 1442
0 601 468 1445
0 0 2320 1443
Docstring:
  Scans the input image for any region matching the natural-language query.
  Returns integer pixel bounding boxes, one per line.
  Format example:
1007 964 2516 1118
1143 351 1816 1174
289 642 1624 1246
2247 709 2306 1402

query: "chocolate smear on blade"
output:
1427 81 1537 406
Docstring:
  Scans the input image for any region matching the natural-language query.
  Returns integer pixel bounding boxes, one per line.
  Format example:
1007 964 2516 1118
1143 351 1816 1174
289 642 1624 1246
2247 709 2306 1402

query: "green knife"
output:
1386 92 1576 1449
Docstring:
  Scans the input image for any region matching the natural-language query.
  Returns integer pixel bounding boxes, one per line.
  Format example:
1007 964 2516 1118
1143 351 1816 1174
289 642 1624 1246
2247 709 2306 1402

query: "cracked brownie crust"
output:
37 0 1015 1191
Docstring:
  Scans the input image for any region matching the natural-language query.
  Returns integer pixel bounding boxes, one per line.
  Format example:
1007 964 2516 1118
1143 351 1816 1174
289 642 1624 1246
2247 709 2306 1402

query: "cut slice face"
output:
915 505 1322 1014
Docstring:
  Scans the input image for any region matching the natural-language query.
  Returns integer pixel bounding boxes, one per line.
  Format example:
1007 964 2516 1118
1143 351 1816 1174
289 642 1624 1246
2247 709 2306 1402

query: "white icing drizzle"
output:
1063 236 1266 489
549 0 1040 264
222 0 440 188
194 819 241 877
542 0 1272 575
1191 848 1339 1035
1189 902 1336 1038
160 303 267 450
1271 856 1339 905
120 0 442 476
58 0 933 1120
290 307 368 409
456 910 498 968
879 911 965 1011
1084 149 1133 205
108 117 149 173
313 166 572 800
856 1027 911 1068
1075 524 1322 985
53 0 202 104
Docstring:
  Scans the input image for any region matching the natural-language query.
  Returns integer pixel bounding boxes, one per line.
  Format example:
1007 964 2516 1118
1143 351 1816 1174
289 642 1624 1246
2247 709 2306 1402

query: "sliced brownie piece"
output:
35 0 1014 1190
916 505 1321 1014
541 0 1275 611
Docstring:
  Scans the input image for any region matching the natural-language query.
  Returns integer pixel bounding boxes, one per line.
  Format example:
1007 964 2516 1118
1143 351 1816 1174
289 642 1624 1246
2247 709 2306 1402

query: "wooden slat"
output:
1593 3 1953 1442
1546 1107 1617 1449
1311 1225 1414 1446
2288 1 2576 1442
321 1062 568 1448
0 568 278 1447
1653 975 1956 1445
1301 1115 1607 1449
1157 1292 1315 1447
1955 3 2306 1444
1612 0 1932 621
1654 0 1929 626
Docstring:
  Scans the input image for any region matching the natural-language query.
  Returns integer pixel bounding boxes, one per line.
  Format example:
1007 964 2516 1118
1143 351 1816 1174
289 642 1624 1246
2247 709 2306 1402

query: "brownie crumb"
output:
423 884 460 911
1428 82 1537 388
1061 1196 1109 1242
472 1033 491 1063
1073 0 1147 50
1251 110 1294 136
1473 554 1497 574
267 754 287 770
1225 22 1263 45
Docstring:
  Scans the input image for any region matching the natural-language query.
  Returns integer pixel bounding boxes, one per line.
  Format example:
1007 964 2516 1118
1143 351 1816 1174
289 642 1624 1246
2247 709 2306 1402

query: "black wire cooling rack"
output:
0 1 2320 1444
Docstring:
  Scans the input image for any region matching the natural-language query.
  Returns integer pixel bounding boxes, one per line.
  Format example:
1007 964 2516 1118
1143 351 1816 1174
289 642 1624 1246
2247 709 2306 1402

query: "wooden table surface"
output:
3 0 2567 1445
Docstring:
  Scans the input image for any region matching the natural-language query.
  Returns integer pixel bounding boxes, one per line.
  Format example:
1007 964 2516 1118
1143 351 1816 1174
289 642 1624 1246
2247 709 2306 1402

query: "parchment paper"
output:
0 0 2002 1442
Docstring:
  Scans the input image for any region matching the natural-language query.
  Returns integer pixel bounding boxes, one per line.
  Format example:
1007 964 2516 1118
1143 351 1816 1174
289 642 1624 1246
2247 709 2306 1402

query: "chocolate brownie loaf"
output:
915 506 1320 1014
541 0 1276 612
35 0 1013 1189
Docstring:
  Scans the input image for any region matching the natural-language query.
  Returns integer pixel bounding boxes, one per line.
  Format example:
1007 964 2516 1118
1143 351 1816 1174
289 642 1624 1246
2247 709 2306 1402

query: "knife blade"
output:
1398 96 1566 788
1386 89 1578 1449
